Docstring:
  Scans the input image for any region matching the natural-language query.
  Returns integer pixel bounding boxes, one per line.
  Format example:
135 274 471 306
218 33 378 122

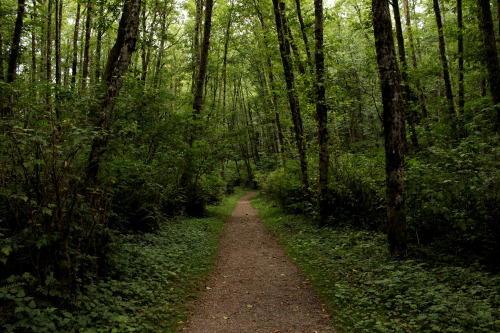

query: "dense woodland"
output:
0 0 499 330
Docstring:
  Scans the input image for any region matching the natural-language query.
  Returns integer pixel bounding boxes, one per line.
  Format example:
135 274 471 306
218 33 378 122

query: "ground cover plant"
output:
0 189 243 332
252 195 500 333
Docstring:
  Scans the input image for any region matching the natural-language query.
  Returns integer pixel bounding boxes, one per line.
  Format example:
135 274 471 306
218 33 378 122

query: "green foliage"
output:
326 153 385 229
255 163 312 214
0 189 243 332
406 137 500 266
253 195 500 333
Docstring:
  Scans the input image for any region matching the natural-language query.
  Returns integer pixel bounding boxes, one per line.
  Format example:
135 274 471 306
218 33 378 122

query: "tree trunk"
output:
179 0 214 214
191 0 203 93
497 0 500 43
433 0 456 127
0 3 4 82
46 0 53 112
294 0 312 68
7 0 25 84
477 0 500 128
192 0 214 116
253 1 286 163
140 2 158 84
86 0 142 186
1 0 25 117
372 0 407 256
71 2 81 88
392 0 418 149
314 0 330 225
221 9 232 110
272 0 309 192
457 0 465 115
82 0 93 90
402 0 428 121
31 0 37 84
55 0 62 119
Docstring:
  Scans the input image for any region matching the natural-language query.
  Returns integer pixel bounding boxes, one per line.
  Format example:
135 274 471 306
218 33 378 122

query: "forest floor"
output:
181 192 335 332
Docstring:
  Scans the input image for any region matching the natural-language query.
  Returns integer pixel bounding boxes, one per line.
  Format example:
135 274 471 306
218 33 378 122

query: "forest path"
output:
181 192 335 333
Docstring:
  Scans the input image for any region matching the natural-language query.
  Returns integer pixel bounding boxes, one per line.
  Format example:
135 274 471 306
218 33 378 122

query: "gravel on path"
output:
181 192 336 333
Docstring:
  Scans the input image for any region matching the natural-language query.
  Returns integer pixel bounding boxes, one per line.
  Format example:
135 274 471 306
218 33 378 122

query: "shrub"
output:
256 163 312 214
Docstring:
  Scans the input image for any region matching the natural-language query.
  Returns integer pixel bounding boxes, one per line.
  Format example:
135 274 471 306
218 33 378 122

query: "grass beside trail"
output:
1 189 243 333
252 195 500 333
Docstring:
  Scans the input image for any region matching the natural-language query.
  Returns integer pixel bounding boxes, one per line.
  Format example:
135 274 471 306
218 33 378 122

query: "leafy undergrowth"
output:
252 195 500 333
0 189 243 332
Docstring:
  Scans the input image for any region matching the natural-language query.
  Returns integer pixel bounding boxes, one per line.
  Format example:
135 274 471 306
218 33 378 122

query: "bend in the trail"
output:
182 192 335 333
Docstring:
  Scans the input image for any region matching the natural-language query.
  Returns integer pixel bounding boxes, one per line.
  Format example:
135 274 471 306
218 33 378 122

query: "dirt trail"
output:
182 192 335 333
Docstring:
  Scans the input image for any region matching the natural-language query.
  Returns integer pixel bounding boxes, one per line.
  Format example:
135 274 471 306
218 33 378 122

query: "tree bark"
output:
477 0 500 128
55 0 62 119
294 0 312 68
372 0 407 256
221 8 233 110
272 0 309 192
7 0 26 84
30 0 37 84
71 2 81 88
314 0 330 224
86 0 142 186
191 0 203 93
433 0 456 126
392 0 418 149
253 0 286 163
192 0 214 116
46 0 53 112
402 0 428 121
457 0 465 115
0 3 4 82
1 0 25 117
82 0 93 90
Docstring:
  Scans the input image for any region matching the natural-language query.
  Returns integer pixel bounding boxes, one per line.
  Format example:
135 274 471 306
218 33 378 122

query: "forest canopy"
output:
0 0 499 330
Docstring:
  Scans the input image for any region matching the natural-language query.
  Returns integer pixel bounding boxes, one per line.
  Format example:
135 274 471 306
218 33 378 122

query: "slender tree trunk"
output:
7 0 26 84
86 0 142 186
221 9 233 110
31 0 37 84
372 0 407 256
1 0 25 117
283 17 306 75
497 0 500 43
82 0 93 90
94 2 103 83
46 0 53 112
402 0 428 121
272 0 309 192
192 0 214 116
253 1 286 163
0 3 4 82
477 0 500 128
191 0 203 93
295 0 312 67
392 0 418 149
433 0 456 127
314 0 330 225
457 0 465 115
55 0 62 119
178 0 214 214
71 2 81 88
